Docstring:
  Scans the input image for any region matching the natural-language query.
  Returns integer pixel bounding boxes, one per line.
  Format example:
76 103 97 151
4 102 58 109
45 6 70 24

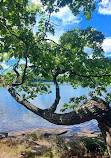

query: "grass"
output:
0 132 109 158
0 139 22 158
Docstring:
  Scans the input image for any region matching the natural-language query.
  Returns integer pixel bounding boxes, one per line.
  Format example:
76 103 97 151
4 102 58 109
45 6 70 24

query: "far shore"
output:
0 128 101 140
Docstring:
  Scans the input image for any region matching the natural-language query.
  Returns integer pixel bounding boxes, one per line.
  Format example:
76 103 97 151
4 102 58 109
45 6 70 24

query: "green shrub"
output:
79 137 108 155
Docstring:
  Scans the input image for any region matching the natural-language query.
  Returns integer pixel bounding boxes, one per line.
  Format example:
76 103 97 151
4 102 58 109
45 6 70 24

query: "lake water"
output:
1 84 110 133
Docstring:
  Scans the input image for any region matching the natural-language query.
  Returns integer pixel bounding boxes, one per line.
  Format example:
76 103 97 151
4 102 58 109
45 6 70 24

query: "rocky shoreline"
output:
0 128 109 158
0 128 100 140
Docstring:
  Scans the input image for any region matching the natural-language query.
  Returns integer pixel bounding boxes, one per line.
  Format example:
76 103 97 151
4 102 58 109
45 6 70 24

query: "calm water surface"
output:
1 84 109 133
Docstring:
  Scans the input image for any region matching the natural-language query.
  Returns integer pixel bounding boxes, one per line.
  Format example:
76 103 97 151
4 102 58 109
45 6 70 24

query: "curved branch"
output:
48 75 60 112
12 60 20 84
5 84 44 116
21 56 28 83
12 48 28 86
42 97 110 125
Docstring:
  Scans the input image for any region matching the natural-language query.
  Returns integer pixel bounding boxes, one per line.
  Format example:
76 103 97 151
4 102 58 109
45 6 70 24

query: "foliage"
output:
61 94 87 112
0 0 111 108
79 136 107 154
40 0 101 20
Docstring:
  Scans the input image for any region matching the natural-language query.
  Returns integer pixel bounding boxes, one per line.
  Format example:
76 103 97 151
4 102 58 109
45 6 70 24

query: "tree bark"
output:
98 110 111 158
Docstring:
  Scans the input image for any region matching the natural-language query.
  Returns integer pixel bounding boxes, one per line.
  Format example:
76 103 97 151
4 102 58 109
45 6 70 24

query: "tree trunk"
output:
98 109 111 158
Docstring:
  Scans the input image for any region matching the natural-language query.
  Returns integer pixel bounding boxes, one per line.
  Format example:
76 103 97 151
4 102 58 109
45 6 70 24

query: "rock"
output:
43 133 52 138
28 141 40 146
21 133 25 136
31 146 47 156
30 149 37 154
0 132 8 139
57 130 67 136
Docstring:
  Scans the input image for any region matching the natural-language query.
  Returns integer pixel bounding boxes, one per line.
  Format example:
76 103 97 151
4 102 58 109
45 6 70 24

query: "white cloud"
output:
3 53 15 60
84 37 111 56
52 6 81 25
19 59 26 64
31 0 42 5
47 29 64 43
4 53 7 57
84 37 111 57
46 6 82 42
32 1 81 25
19 59 33 66
84 47 92 55
31 2 81 43
102 37 111 53
98 0 111 15
84 47 93 58
28 62 33 66
10 56 15 60
88 54 93 59
31 0 46 11
0 61 10 69
47 34 59 43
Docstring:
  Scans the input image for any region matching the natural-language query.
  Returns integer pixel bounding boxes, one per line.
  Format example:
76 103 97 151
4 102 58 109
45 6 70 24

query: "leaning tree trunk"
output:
98 109 111 157
2 81 111 157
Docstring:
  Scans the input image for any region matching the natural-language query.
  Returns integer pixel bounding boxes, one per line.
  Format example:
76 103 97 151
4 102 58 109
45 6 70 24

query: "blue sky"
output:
1 0 111 70
31 0 111 56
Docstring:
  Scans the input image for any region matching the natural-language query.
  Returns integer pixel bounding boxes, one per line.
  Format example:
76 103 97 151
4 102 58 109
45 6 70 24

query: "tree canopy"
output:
40 0 101 20
0 0 111 105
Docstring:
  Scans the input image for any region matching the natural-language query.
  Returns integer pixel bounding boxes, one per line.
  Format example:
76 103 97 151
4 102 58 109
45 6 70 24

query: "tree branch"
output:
12 47 28 86
0 18 27 45
5 85 44 116
0 73 44 116
0 75 6 86
70 70 111 78
1 65 13 75
12 60 20 84
42 97 111 125
44 13 51 37
48 75 60 112
37 38 61 47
